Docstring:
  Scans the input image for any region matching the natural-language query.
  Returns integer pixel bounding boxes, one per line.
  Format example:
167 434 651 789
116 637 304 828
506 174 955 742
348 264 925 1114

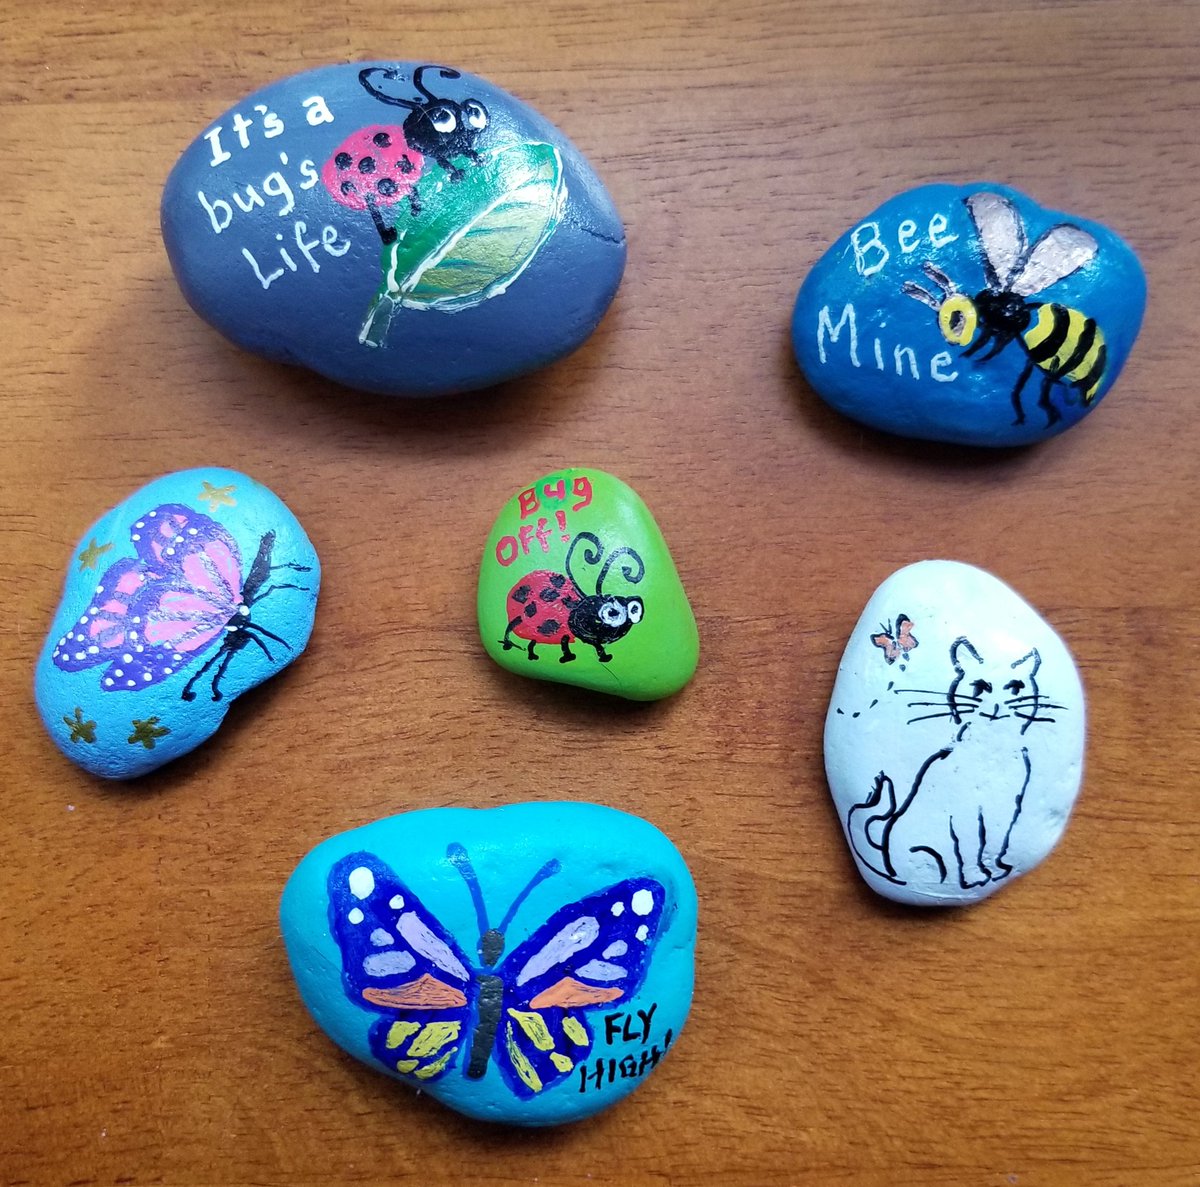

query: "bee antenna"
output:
413 64 461 103
902 281 941 310
922 261 959 295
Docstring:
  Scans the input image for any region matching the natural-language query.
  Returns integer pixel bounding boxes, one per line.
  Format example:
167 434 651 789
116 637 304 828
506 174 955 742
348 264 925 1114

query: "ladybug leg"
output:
501 615 524 652
526 639 538 661
407 189 421 218
559 638 576 664
593 644 613 663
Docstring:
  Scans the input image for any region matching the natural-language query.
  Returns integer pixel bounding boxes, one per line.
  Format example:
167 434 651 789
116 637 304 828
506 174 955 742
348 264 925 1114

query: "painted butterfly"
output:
871 614 918 664
51 503 311 702
328 846 666 1098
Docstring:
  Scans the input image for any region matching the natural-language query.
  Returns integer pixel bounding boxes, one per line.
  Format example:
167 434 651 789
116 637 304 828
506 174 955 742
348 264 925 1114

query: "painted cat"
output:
847 637 1064 891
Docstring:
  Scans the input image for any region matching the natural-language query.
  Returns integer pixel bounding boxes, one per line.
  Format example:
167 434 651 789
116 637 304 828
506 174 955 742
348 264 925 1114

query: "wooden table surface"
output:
2 2 1197 1184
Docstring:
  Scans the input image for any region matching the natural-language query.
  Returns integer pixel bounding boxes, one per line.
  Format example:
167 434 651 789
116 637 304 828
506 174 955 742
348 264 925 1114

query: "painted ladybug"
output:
501 533 645 663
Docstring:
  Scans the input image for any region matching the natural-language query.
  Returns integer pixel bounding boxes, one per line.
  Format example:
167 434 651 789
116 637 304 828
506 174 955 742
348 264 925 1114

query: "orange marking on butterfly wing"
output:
895 615 918 652
871 632 900 662
528 977 625 1010
362 972 468 1009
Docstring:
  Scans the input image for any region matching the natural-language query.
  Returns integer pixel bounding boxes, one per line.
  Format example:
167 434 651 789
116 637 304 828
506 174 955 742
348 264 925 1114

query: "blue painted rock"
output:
826 561 1086 906
792 184 1146 446
162 62 625 396
477 468 699 701
35 469 320 779
281 802 696 1125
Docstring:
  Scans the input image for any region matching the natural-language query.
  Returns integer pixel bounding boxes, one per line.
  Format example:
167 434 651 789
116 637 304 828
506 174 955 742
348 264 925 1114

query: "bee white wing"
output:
967 192 1028 291
1008 223 1099 297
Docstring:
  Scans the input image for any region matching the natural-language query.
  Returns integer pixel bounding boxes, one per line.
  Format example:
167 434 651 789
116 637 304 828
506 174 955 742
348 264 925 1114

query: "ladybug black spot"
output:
523 603 538 619
537 619 562 637
358 156 377 174
373 131 392 148
512 584 532 604
335 152 353 169
548 573 567 588
399 154 414 174
561 595 579 609
340 180 356 196
538 586 561 603
377 177 398 196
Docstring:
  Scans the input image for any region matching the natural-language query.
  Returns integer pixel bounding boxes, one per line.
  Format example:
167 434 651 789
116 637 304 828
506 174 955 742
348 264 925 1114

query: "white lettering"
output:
261 171 295 217
232 187 265 214
231 111 253 149
931 351 958 382
850 222 888 277
929 212 957 249
897 219 919 254
291 222 322 271
893 345 919 379
298 159 320 190
203 127 231 167
817 303 859 367
255 104 285 138
197 191 233 234
321 224 351 256
242 247 285 289
303 95 335 126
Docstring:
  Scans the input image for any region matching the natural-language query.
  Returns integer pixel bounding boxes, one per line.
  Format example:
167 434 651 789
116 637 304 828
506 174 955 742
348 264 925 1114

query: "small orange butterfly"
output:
871 614 918 664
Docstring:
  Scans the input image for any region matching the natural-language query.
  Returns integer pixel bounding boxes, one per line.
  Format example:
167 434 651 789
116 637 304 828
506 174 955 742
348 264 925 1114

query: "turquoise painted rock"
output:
792 183 1146 446
281 803 696 1125
826 561 1086 906
478 468 699 701
35 468 319 779
162 62 625 396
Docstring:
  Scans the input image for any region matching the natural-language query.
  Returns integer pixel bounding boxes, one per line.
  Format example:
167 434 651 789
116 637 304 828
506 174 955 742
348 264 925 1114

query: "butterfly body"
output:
328 848 667 1099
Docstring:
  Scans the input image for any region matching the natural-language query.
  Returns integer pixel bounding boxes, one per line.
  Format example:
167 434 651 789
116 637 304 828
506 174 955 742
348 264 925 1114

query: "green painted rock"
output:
478 469 698 701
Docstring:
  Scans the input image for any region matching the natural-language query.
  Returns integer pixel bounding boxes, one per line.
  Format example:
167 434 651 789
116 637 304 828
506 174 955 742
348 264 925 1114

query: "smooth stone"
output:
477 468 698 700
162 62 625 397
280 802 696 1126
35 468 320 779
792 183 1146 446
825 560 1086 906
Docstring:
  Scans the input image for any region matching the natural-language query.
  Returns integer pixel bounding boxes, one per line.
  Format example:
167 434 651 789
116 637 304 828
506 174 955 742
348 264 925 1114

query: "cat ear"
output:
950 637 984 673
1010 648 1041 679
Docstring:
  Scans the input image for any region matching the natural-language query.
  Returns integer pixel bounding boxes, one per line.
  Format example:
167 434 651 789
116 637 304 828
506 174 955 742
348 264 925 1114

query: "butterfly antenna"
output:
447 843 491 937
498 858 561 936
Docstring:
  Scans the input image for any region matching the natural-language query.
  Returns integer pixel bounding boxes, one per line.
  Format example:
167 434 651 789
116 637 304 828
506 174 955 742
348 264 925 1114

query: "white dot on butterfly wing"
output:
347 908 364 924
636 925 649 942
389 895 404 909
104 678 114 686
611 902 625 916
122 653 133 663
114 669 124 677
142 673 152 682
631 889 654 916
348 867 375 899
88 646 98 654
78 617 87 626
74 652 84 660
125 680 135 688
134 521 144 529
131 534 140 542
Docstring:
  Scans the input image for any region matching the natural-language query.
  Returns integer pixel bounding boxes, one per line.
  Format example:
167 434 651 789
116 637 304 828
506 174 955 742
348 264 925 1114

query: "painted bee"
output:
904 191 1105 427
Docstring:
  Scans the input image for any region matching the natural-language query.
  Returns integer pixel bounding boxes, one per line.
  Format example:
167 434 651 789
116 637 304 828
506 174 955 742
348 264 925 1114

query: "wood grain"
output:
1 2 1197 1184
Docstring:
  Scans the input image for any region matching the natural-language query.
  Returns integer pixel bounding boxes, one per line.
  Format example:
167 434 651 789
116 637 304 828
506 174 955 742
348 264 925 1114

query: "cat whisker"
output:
905 699 956 709
1006 700 1068 711
892 687 979 698
905 711 961 724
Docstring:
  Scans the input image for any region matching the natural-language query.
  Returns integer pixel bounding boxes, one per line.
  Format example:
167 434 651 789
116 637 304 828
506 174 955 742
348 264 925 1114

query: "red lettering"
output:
542 479 566 501
495 536 519 566
517 487 539 519
571 476 592 511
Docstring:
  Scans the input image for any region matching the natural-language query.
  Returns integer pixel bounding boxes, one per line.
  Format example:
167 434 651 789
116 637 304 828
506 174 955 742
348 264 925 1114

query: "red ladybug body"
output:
506 571 583 648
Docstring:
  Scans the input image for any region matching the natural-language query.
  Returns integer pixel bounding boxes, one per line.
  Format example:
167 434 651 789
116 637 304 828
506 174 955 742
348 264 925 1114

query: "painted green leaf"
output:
386 142 565 312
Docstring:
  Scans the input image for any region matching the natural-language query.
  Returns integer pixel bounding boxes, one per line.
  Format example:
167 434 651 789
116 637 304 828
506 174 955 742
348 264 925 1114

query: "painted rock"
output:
478 469 698 701
280 802 696 1125
792 184 1146 446
35 468 320 779
161 62 625 396
825 561 1086 906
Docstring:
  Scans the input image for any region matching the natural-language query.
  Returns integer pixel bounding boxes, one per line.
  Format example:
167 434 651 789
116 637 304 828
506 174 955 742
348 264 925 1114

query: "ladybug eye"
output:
430 107 457 133
464 101 488 130
627 600 643 624
600 602 625 626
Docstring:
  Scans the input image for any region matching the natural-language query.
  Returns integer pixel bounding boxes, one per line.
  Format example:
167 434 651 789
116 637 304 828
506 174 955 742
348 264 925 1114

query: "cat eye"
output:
970 679 992 698
1004 680 1025 695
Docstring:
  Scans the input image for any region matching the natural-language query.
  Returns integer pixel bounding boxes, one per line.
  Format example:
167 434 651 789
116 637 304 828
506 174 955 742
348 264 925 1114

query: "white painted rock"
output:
825 561 1085 906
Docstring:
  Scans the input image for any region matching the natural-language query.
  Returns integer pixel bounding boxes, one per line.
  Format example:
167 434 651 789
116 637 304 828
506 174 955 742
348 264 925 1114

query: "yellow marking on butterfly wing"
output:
385 1021 421 1050
550 1052 574 1074
507 1009 554 1052
413 1047 458 1080
562 1016 589 1048
396 1058 420 1073
408 1020 461 1058
505 1021 544 1093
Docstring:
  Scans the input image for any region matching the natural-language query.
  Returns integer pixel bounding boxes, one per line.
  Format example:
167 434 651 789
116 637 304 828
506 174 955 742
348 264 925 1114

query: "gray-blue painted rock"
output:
162 62 626 397
35 468 320 779
792 183 1146 446
281 802 696 1125
826 561 1086 906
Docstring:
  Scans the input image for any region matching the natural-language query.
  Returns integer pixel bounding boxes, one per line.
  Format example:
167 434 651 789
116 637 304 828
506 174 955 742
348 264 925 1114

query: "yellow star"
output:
77 538 113 572
63 707 97 744
128 717 170 750
197 481 237 513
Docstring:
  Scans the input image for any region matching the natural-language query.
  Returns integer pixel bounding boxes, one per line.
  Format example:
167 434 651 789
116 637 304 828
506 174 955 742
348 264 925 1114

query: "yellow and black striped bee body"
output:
905 192 1104 427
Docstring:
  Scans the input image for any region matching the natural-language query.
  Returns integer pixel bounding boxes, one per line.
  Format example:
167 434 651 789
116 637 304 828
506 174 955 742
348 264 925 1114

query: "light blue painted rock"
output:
35 468 319 779
280 803 696 1125
162 62 625 397
826 561 1086 906
792 184 1146 446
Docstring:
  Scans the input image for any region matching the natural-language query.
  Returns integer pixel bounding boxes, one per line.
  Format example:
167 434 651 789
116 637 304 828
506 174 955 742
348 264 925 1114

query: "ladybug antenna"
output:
359 66 419 110
564 532 604 591
413 64 461 103
597 546 645 595
447 843 490 937
498 858 561 936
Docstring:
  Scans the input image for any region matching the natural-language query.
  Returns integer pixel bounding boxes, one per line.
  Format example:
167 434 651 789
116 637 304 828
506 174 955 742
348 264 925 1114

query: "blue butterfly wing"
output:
51 557 150 674
493 877 667 1098
328 852 477 1084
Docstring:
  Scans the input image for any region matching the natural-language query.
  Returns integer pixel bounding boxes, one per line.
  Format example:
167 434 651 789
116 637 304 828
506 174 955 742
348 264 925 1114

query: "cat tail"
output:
846 771 902 881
